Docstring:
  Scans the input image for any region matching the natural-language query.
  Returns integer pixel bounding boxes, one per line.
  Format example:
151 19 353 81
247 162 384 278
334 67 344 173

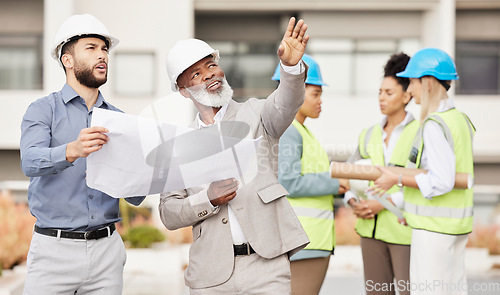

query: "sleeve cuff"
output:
188 188 219 213
415 173 433 200
125 196 146 206
344 191 358 207
51 144 73 171
280 60 304 75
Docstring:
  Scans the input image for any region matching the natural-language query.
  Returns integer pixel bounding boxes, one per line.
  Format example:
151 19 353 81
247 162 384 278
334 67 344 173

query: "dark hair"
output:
61 39 77 59
383 52 411 91
60 39 78 73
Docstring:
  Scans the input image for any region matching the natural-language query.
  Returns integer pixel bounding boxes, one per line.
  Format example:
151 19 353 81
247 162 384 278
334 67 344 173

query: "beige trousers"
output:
361 237 411 295
190 253 291 295
290 256 330 295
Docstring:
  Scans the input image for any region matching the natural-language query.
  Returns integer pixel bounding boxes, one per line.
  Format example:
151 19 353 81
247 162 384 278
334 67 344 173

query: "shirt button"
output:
89 195 94 199
91 215 95 219
222 218 228 224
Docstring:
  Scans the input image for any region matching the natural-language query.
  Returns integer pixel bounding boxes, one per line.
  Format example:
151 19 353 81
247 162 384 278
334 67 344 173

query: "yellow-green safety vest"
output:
287 120 335 251
355 119 419 245
403 108 475 235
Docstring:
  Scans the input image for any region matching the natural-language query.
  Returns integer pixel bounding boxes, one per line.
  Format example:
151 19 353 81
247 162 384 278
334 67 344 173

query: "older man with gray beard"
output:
159 17 311 294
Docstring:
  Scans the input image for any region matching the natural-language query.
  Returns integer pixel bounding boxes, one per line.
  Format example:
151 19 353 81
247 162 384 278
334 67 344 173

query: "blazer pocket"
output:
257 183 289 204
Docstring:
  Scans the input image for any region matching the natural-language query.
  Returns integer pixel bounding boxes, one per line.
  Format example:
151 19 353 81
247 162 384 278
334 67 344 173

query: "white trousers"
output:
23 230 126 295
410 229 468 295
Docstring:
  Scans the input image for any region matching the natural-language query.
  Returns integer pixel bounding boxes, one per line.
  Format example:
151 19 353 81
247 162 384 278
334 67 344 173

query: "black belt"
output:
34 224 116 240
233 243 255 256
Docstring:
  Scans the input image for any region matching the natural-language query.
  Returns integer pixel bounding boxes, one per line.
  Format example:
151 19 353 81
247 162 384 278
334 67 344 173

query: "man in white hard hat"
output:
20 14 144 295
159 17 310 294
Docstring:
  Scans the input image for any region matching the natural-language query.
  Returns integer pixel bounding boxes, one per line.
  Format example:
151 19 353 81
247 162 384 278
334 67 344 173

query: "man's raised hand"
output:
277 17 309 66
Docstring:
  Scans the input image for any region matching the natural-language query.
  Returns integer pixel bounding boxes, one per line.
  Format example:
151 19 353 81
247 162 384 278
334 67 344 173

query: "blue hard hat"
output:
271 54 328 86
396 48 459 80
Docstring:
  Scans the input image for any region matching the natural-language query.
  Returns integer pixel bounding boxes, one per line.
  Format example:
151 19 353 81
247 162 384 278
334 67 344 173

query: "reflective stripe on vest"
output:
286 120 335 251
404 202 473 219
354 119 419 245
403 108 475 235
293 207 334 220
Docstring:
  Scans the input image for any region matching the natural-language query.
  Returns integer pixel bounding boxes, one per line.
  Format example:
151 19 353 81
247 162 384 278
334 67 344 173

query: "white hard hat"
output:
166 39 220 92
51 14 119 65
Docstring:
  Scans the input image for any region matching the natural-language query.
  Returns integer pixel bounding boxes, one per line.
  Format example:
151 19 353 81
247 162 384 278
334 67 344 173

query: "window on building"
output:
196 14 420 99
0 35 43 90
114 52 156 96
309 38 420 96
195 13 282 101
203 37 420 101
456 41 500 95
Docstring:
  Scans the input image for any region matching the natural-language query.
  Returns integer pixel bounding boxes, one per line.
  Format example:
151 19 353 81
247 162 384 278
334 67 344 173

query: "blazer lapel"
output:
222 100 237 121
220 100 240 136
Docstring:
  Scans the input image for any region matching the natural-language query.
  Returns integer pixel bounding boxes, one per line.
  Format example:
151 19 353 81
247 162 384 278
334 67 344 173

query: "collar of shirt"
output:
435 97 455 113
379 111 415 138
196 103 229 129
380 112 415 165
61 83 109 110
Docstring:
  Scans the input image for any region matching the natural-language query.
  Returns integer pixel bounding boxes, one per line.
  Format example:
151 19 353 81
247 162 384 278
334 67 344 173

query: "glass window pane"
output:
354 53 388 96
0 36 42 90
217 42 276 100
398 38 420 56
357 40 396 52
308 39 354 53
456 41 500 95
114 52 155 96
314 53 352 96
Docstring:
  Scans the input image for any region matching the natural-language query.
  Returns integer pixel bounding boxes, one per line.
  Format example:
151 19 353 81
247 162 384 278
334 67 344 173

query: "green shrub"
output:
123 225 166 248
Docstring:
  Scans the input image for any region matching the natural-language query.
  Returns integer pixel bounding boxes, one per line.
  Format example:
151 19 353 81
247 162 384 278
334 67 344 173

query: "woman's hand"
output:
367 166 399 196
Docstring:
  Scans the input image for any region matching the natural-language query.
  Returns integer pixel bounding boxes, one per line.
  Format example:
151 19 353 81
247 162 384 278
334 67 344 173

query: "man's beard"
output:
186 77 233 107
74 60 107 89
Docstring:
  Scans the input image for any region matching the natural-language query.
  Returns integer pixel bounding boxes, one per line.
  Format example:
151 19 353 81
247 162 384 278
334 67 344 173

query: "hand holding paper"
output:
208 178 239 206
86 109 260 198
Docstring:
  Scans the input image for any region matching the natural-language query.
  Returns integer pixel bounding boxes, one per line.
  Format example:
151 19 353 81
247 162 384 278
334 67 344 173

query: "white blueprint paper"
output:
367 192 405 220
87 108 260 198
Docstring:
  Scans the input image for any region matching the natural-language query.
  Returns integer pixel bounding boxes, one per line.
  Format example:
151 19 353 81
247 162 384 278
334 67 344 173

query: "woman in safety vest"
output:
371 48 475 295
345 52 416 295
274 54 350 295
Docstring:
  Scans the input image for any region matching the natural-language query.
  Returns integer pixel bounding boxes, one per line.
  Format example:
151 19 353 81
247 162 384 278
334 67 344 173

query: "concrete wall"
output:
0 0 43 34
0 0 196 150
1 0 499 192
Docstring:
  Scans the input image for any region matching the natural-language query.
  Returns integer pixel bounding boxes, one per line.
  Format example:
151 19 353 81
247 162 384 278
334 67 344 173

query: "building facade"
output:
1 0 499 215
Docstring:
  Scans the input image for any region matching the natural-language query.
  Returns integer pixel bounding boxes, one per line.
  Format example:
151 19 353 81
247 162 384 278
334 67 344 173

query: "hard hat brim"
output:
52 33 119 64
397 70 459 80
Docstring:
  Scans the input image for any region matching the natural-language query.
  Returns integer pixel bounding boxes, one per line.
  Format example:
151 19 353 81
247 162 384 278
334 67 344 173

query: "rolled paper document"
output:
330 161 472 189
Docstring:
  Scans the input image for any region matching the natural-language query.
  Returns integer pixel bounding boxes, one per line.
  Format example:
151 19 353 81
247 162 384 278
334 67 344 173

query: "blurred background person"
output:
344 53 416 295
372 48 475 295
275 54 349 295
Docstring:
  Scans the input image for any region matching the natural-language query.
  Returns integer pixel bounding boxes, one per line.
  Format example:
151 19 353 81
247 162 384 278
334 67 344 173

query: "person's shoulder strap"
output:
359 124 380 159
